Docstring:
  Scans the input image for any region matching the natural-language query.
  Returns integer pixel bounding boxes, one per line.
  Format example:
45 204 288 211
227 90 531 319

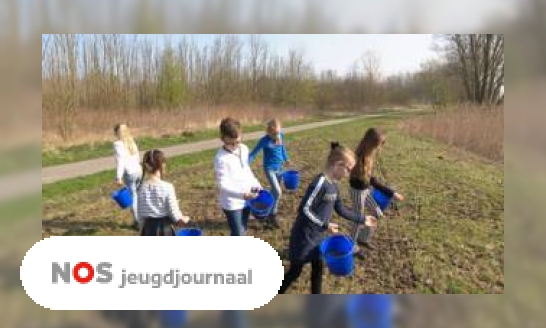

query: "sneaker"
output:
354 249 366 259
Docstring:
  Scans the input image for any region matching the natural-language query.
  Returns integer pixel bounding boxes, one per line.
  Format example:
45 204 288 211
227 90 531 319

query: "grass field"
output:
42 113 504 294
42 115 333 167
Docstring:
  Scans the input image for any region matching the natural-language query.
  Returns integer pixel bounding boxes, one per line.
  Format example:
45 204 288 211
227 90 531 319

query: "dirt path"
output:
42 116 379 184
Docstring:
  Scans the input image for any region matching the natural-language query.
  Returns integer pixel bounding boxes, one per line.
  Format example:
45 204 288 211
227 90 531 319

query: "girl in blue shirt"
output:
249 119 291 228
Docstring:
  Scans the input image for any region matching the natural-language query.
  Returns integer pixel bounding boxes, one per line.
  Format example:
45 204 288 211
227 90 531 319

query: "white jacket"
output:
113 140 141 181
214 144 262 211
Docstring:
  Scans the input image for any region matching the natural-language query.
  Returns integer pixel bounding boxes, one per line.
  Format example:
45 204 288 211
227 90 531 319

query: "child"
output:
214 117 262 236
113 123 142 228
349 128 404 252
137 149 190 236
278 142 366 294
249 119 291 228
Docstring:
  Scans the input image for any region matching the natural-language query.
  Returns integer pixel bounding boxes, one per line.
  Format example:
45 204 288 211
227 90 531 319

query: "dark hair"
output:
326 141 355 168
142 149 166 176
219 117 241 139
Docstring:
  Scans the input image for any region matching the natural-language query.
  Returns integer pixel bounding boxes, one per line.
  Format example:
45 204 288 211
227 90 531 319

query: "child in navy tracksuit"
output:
249 119 291 228
278 142 366 294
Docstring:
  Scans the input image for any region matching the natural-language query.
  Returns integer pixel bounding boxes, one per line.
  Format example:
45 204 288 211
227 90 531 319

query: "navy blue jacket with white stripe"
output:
288 173 365 263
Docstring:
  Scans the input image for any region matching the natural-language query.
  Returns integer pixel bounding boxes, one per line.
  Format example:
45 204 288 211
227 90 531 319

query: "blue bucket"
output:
176 228 202 236
345 295 393 328
283 170 300 191
111 187 133 209
320 235 355 277
159 310 188 328
372 189 393 212
247 190 274 219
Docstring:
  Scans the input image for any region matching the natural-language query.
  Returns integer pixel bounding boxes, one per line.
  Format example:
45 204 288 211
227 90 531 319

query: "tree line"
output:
42 34 504 115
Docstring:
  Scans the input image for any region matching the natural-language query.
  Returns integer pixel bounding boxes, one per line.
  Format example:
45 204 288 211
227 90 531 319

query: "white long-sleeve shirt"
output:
113 140 141 181
214 144 262 211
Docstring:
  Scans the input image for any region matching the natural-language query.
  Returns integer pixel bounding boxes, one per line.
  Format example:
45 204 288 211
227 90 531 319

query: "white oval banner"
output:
21 236 284 310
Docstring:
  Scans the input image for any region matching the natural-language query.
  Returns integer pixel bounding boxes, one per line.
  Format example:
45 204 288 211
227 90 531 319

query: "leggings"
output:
279 256 323 294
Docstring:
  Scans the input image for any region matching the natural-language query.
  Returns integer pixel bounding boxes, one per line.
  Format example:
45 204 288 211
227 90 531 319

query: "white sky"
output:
188 34 441 77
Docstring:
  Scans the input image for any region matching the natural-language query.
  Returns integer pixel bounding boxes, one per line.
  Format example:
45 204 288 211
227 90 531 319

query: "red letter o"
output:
73 262 94 284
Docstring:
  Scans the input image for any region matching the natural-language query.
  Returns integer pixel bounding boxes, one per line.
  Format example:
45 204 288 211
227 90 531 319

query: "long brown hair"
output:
352 128 385 179
142 149 166 179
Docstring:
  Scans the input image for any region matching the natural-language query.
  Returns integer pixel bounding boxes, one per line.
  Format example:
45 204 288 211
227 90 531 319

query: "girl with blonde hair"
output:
249 119 291 228
279 142 365 294
113 123 142 227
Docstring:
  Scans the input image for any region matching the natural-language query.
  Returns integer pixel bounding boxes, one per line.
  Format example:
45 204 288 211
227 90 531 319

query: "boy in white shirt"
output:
214 117 262 236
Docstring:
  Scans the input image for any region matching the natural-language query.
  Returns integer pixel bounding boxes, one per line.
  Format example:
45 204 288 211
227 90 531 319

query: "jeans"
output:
123 171 142 224
265 169 284 215
223 207 251 236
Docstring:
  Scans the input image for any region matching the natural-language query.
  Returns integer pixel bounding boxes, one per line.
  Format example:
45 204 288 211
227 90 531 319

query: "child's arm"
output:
281 133 290 163
248 137 266 165
334 195 365 224
370 176 395 197
242 145 262 190
214 157 247 199
166 184 190 224
303 176 329 229
113 142 125 184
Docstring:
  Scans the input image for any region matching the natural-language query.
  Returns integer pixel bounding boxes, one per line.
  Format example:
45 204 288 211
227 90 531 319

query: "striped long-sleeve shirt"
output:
137 179 187 223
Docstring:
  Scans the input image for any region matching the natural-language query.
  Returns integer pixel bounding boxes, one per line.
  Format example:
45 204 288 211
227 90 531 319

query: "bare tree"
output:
439 34 504 105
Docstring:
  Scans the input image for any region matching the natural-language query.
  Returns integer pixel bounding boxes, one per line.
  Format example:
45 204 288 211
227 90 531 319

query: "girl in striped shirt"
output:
137 149 190 236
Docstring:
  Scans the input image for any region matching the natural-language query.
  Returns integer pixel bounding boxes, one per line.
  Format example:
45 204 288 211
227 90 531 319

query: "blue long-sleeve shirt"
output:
248 133 289 171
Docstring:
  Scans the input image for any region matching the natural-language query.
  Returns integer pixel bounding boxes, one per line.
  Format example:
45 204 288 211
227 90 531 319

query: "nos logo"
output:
52 262 113 284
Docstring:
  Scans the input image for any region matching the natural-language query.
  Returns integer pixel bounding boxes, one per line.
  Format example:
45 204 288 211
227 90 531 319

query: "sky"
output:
261 34 440 76
170 34 441 77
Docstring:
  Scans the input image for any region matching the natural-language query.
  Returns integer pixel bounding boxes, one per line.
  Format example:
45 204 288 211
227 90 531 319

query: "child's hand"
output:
365 216 378 227
176 216 190 226
244 192 259 200
327 223 339 234
285 160 292 167
115 179 124 186
394 192 404 201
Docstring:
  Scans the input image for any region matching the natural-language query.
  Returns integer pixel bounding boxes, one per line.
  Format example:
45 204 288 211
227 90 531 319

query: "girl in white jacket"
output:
113 124 142 227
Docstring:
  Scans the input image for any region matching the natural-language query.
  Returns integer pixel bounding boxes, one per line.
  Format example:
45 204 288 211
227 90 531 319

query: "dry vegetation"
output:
402 105 504 162
42 105 309 150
